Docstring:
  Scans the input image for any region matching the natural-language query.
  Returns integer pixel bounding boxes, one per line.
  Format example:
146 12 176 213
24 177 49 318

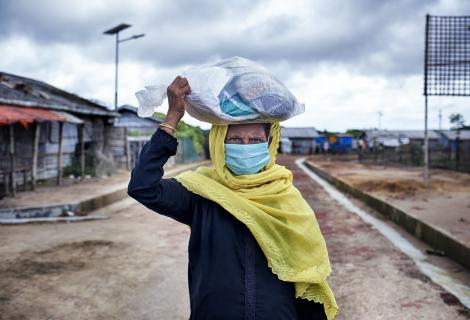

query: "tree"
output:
449 113 465 130
345 129 362 139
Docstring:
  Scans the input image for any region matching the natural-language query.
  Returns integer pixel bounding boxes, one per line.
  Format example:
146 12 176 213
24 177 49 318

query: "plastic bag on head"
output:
135 56 305 124
135 85 167 117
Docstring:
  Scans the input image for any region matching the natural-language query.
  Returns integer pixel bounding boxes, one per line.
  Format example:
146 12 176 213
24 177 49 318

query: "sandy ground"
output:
307 156 470 247
0 197 191 320
0 155 469 319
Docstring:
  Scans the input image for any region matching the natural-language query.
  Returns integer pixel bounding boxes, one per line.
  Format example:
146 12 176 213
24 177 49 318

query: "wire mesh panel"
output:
424 15 470 96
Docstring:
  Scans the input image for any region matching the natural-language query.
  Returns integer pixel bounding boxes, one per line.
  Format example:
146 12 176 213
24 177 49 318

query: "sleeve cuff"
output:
154 127 177 143
147 127 178 156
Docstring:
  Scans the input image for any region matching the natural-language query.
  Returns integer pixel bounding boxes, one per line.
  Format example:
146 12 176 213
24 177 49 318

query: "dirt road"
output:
0 197 191 320
0 155 469 319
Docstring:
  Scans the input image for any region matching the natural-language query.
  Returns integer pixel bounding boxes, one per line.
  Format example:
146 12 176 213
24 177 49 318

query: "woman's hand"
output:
164 76 191 130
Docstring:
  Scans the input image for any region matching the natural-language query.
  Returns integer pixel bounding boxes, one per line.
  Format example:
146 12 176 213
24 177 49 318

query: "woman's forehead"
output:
227 123 266 134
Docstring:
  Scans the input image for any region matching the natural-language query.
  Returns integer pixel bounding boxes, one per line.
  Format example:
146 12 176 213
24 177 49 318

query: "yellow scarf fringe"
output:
174 121 339 320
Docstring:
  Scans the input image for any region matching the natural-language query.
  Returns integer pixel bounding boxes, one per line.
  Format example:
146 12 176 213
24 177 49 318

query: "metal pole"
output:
424 95 429 188
438 109 442 131
423 14 430 189
114 32 119 109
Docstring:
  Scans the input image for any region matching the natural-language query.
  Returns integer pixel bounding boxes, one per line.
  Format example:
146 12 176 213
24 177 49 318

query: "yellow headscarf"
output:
174 121 339 320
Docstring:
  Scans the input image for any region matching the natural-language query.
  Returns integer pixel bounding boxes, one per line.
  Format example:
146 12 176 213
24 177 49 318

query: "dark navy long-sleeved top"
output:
127 128 327 320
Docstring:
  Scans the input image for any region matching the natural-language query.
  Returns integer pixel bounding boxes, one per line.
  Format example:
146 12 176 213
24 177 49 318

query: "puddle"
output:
296 157 470 309
1 240 118 279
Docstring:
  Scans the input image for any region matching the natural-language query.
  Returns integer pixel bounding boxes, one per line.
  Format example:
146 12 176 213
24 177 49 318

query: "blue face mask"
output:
224 140 270 175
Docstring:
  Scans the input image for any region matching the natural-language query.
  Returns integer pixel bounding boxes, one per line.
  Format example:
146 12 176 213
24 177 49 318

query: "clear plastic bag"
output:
135 56 305 124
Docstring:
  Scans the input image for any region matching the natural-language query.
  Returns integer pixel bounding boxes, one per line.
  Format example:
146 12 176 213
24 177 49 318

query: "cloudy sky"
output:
0 0 469 131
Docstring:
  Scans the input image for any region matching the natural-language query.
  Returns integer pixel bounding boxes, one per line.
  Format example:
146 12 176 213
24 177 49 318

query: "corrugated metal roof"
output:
392 130 440 139
439 130 470 140
0 71 119 117
281 127 319 138
116 105 163 127
118 104 140 113
0 105 65 127
362 129 441 140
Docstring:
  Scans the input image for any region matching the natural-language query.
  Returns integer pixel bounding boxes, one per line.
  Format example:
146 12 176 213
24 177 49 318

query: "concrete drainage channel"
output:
0 213 110 224
0 189 127 224
296 157 470 309
0 161 210 224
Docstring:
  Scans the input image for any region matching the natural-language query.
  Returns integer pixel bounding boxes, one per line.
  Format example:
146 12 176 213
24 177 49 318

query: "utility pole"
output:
438 109 442 131
103 24 145 109
378 111 383 129
423 14 430 189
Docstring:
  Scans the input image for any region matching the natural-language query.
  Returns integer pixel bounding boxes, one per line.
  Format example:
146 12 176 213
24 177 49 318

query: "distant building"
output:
0 71 123 197
438 129 470 152
358 128 470 172
313 136 327 153
279 137 292 154
115 104 163 136
116 104 205 168
359 129 441 149
280 127 319 154
116 105 164 168
329 134 353 154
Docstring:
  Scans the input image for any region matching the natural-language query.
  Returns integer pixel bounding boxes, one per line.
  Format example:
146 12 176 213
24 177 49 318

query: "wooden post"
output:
56 122 64 185
9 124 16 197
124 127 130 170
22 169 27 191
31 122 40 190
79 123 85 180
4 172 9 196
456 135 461 171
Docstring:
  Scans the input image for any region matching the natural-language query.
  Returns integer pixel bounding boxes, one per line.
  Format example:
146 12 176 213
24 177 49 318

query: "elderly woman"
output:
128 76 338 320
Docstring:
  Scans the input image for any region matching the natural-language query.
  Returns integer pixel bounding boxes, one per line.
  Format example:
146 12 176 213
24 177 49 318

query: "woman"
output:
128 76 338 320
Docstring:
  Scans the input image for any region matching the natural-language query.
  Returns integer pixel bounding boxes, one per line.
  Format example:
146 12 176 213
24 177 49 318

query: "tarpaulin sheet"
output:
0 105 66 127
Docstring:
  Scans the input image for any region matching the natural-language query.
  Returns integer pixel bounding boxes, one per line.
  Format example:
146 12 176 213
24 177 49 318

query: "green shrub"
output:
153 112 206 154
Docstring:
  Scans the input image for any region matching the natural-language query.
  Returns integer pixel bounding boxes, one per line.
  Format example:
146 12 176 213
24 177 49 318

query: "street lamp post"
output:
103 23 145 109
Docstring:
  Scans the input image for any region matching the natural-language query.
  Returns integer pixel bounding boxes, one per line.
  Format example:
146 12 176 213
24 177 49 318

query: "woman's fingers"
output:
170 76 181 87
168 76 190 101
180 84 191 95
177 77 189 89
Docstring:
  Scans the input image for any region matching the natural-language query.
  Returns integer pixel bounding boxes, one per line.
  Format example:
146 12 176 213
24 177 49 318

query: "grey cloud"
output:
0 0 261 44
1 0 470 80
122 0 436 76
